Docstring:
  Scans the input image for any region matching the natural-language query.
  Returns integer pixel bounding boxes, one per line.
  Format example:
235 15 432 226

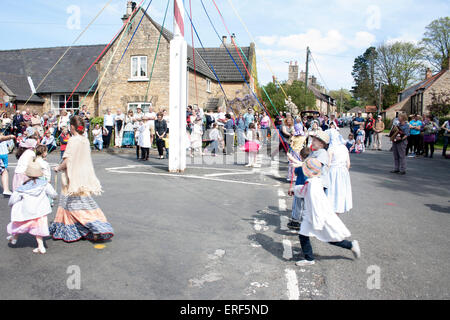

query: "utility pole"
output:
169 0 187 173
378 82 382 115
340 88 343 115
305 46 310 96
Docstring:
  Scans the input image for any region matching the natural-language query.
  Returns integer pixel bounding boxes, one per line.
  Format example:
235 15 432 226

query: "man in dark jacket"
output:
12 110 23 136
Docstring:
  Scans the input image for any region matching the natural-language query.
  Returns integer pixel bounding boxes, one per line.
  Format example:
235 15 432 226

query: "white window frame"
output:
127 102 152 114
129 56 148 81
51 94 80 115
206 79 211 93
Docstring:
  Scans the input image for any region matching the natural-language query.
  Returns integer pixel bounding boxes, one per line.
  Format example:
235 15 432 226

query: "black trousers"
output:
141 147 149 160
299 234 352 261
156 138 165 157
136 145 141 159
424 142 435 157
103 126 113 149
410 135 420 154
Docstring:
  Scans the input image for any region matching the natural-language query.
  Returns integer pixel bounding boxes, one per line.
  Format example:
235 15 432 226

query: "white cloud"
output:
348 31 377 49
386 33 420 45
276 29 346 54
257 36 278 46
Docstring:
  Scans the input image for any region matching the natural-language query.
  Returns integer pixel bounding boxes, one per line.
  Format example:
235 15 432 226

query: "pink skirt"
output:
240 141 260 153
13 173 29 191
7 216 50 237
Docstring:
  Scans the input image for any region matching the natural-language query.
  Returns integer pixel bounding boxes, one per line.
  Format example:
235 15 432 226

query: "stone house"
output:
384 59 450 119
0 2 256 117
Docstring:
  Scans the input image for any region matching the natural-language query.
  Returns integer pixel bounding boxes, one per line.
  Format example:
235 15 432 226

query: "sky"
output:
1 0 449 91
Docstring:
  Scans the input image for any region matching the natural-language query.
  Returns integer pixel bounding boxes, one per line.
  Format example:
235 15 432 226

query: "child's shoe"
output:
351 240 361 259
7 235 17 245
295 260 315 267
33 247 46 254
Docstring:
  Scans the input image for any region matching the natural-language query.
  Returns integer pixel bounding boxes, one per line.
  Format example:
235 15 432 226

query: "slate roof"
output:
386 70 447 112
196 47 251 82
309 85 336 105
144 11 226 81
0 72 44 103
398 70 446 101
0 8 251 103
0 44 104 97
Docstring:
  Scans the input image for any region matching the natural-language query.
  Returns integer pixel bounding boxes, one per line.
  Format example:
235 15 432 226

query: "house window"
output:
128 102 152 114
51 94 79 114
206 79 211 93
130 56 148 80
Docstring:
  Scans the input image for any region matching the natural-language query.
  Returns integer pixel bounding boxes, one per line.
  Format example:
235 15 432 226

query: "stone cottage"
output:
0 1 257 117
385 59 450 119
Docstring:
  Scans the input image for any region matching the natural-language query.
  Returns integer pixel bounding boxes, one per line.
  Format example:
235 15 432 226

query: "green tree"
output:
329 89 354 112
421 17 450 71
286 81 316 112
351 47 378 106
260 81 316 117
376 41 424 90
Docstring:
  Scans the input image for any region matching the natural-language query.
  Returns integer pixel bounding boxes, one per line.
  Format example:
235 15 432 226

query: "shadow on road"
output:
424 204 450 214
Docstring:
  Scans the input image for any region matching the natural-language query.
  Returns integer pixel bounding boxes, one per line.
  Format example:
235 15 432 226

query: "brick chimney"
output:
425 68 433 79
221 36 227 47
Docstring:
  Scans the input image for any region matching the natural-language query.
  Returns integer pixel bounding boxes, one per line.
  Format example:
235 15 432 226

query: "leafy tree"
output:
421 17 450 71
351 47 378 106
260 81 316 117
376 41 424 90
329 89 356 112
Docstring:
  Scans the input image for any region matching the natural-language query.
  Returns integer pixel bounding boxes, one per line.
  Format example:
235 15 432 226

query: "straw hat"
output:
25 160 43 178
19 139 37 149
314 130 330 145
302 158 322 178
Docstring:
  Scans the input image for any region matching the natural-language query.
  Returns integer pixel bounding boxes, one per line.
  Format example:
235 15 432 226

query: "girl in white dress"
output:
294 158 360 266
138 116 151 160
190 117 203 158
327 129 353 215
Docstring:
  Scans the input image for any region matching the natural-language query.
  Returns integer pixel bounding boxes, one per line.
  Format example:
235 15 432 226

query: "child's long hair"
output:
16 146 28 159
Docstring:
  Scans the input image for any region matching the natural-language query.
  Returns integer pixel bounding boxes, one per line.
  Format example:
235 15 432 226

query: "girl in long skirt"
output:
327 129 353 215
50 116 114 242
294 158 360 266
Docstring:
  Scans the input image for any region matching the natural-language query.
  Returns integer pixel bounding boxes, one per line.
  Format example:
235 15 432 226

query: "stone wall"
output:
97 10 171 115
423 69 450 115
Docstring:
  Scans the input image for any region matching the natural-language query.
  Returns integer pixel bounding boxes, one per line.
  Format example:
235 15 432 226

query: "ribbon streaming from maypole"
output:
22 0 113 108
184 6 229 103
144 0 170 102
199 0 292 155
93 0 154 110
64 0 146 110
226 0 290 101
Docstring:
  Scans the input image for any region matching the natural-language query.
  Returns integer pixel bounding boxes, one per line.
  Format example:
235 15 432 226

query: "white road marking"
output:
105 165 273 187
282 239 293 260
280 216 289 231
204 171 255 177
278 199 287 212
285 269 300 300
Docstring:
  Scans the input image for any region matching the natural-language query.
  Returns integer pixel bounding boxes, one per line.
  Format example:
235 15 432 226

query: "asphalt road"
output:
0 132 449 300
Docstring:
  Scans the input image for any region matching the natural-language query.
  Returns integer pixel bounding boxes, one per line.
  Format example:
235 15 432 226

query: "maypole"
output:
169 0 187 173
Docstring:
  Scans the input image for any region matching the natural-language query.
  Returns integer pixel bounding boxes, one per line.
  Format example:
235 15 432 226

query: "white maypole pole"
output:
169 0 188 172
